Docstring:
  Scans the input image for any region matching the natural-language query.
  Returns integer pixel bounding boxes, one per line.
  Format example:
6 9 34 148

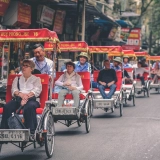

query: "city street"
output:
0 90 160 160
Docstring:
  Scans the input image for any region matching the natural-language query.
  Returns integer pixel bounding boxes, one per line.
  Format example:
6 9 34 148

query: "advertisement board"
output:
0 0 10 16
121 28 141 51
40 5 55 25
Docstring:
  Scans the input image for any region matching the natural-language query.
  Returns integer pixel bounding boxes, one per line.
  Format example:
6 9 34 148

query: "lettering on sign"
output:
33 32 38 36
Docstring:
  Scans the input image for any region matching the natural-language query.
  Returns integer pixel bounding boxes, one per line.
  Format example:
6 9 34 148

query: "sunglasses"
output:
22 64 31 68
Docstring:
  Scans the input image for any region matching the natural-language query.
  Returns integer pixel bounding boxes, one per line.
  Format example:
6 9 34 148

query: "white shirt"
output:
55 71 83 90
12 75 42 97
134 68 149 76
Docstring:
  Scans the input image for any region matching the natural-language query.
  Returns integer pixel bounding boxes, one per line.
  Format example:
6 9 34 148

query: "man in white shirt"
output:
55 61 83 108
31 44 54 78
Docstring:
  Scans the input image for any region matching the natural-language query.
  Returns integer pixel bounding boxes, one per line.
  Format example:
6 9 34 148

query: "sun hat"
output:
78 52 88 59
113 57 122 63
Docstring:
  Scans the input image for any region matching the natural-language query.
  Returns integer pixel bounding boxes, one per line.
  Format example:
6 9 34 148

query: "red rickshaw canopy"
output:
146 56 160 61
44 41 88 52
89 46 123 56
0 28 59 42
135 51 149 57
123 50 135 57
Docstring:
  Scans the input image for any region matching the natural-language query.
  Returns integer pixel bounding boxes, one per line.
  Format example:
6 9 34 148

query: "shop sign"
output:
40 5 55 25
53 10 66 34
0 0 10 16
121 28 141 51
2 1 31 28
16 2 31 28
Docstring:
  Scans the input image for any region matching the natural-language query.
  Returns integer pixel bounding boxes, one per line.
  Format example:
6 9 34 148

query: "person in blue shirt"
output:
110 57 122 71
74 52 91 73
123 56 132 68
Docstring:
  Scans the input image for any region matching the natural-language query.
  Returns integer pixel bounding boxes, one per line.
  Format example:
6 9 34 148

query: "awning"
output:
116 20 131 27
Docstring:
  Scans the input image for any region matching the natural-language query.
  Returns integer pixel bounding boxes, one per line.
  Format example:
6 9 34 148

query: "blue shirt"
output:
30 57 53 76
110 63 121 71
123 63 132 68
153 62 160 69
75 61 91 73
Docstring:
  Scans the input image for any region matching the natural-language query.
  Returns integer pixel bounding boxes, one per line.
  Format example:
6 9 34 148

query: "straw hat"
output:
113 57 122 63
78 52 88 59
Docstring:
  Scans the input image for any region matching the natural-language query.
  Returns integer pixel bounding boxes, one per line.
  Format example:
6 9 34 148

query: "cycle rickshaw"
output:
0 28 59 158
146 56 160 93
44 41 91 133
134 51 150 97
121 50 136 106
88 46 124 117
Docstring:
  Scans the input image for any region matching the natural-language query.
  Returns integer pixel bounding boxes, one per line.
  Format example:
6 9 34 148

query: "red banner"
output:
0 0 10 16
89 46 122 55
135 51 149 57
0 28 59 42
121 28 141 51
44 41 88 52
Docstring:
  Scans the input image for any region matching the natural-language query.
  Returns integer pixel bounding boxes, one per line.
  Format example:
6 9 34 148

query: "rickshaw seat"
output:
52 72 90 100
92 71 122 91
2 74 49 115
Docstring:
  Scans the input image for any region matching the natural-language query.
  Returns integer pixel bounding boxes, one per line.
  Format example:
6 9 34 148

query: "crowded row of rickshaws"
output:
0 28 159 158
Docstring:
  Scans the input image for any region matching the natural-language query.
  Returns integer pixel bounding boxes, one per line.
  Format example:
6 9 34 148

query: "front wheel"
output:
44 112 55 158
85 100 91 133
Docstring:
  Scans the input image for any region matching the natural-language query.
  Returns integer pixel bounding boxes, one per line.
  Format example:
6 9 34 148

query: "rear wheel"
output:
44 112 55 158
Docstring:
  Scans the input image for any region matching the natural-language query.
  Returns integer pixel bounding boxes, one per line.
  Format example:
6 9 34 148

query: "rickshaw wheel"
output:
44 112 55 158
85 100 91 133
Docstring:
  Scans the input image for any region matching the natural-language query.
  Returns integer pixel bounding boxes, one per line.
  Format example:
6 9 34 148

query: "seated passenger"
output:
134 61 149 87
97 60 117 99
55 61 83 108
151 62 160 84
141 58 148 67
1 60 42 137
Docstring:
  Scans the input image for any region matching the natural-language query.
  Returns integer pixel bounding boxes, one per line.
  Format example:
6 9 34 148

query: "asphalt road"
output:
1 90 160 160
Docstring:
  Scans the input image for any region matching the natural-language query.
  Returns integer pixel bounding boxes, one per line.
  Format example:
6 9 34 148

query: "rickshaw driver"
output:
110 57 121 71
55 61 83 108
97 60 117 99
123 56 132 68
74 52 91 73
31 44 54 79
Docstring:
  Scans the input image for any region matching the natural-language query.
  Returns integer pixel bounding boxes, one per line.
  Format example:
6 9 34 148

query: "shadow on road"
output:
55 130 83 136
92 113 120 119
0 154 46 160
